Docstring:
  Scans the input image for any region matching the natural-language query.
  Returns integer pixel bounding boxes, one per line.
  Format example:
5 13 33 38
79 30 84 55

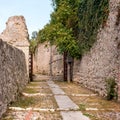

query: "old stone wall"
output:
0 39 28 118
74 0 120 98
33 42 63 79
0 16 30 74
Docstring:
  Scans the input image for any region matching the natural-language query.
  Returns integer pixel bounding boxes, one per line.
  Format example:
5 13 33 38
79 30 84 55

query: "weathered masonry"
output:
0 16 30 74
74 0 120 100
0 39 28 118
33 0 120 101
33 42 63 80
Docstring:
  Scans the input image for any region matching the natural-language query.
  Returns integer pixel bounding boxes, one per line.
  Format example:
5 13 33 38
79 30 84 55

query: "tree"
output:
29 31 39 55
31 31 38 39
36 0 80 82
50 0 80 82
36 0 109 82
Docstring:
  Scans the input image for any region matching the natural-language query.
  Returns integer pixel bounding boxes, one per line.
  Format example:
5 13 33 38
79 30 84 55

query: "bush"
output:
106 78 118 100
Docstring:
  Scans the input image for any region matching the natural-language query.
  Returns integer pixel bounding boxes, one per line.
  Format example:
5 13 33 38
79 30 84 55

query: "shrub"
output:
106 78 118 100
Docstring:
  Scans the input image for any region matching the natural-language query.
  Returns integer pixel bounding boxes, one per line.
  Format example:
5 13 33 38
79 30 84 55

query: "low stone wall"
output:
74 0 120 98
0 39 28 118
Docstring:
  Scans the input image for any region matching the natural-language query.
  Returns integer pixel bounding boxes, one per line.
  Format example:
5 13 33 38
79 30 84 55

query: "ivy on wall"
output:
78 0 109 54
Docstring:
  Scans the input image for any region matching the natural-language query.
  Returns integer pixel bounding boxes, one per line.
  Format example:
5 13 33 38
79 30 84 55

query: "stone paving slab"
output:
50 87 65 95
48 81 79 110
61 111 90 120
54 80 120 119
55 95 79 110
47 81 60 88
47 81 65 95
5 75 119 120
48 80 90 120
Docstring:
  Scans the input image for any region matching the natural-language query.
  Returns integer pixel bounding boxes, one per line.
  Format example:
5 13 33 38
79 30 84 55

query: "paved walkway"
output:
47 80 89 120
1 74 120 120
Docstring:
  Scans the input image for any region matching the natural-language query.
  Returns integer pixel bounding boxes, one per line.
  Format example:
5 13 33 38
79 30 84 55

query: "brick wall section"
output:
0 39 28 118
74 0 120 98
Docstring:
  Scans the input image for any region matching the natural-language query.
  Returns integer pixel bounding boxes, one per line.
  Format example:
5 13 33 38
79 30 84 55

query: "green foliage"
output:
29 31 38 53
79 104 86 111
10 95 36 108
52 0 79 10
36 0 81 58
54 25 80 57
36 0 109 58
78 0 109 54
37 23 59 44
106 78 118 100
23 87 39 94
83 113 96 119
37 23 81 58
31 31 37 39
29 39 38 53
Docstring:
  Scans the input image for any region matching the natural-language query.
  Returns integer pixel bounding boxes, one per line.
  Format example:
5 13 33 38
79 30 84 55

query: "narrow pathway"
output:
1 74 120 120
47 80 89 120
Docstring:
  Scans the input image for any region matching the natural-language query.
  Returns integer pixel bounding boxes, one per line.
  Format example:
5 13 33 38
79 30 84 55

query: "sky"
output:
0 0 53 38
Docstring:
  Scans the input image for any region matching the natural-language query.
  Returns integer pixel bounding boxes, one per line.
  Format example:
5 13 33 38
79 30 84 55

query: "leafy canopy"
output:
37 0 81 58
36 0 109 58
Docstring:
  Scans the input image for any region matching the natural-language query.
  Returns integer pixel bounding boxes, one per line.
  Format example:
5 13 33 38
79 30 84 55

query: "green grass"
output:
27 82 40 87
83 113 97 120
10 95 58 109
23 87 39 94
10 95 38 108
79 104 86 111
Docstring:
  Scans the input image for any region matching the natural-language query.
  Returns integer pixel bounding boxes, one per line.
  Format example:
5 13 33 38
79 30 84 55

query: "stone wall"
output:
74 0 120 98
33 42 63 79
0 39 28 118
0 16 30 74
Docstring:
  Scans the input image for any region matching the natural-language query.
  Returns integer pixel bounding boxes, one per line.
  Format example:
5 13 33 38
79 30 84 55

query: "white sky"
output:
0 0 53 38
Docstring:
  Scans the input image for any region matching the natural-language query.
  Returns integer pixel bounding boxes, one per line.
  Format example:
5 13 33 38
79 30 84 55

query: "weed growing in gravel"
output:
79 104 86 111
23 87 39 93
83 113 96 119
10 95 36 108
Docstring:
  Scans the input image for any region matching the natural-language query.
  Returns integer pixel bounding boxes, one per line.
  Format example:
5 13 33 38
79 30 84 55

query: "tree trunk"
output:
70 58 74 82
50 45 53 78
29 53 33 82
67 57 74 82
63 52 68 81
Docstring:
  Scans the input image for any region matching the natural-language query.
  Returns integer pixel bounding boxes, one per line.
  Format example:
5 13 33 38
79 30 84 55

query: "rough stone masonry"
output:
0 39 28 118
33 42 63 79
74 0 120 99
0 16 30 74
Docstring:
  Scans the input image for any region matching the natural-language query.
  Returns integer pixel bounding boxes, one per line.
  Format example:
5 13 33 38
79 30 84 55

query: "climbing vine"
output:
78 0 109 54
